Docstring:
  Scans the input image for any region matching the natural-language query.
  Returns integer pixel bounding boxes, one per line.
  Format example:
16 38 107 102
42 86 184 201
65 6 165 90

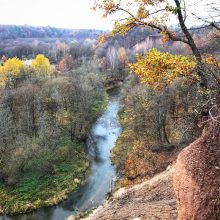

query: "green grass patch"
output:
0 141 88 215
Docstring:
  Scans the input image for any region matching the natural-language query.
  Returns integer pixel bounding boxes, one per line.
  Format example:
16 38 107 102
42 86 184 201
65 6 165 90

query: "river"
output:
1 91 122 220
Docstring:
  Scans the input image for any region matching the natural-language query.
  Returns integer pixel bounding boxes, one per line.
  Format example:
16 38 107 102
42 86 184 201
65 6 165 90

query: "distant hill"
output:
0 25 104 41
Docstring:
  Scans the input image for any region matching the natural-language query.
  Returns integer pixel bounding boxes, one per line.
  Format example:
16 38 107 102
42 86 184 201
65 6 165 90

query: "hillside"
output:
0 25 105 59
0 25 103 41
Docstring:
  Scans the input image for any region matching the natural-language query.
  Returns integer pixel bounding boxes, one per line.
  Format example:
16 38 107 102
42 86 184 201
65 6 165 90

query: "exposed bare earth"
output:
174 121 220 220
80 166 177 220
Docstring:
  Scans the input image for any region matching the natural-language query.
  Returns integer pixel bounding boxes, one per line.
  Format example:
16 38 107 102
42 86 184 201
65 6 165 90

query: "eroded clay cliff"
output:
174 120 220 220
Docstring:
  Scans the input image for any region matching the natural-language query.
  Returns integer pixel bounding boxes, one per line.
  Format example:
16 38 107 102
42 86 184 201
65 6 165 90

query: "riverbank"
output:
0 140 88 215
81 165 177 220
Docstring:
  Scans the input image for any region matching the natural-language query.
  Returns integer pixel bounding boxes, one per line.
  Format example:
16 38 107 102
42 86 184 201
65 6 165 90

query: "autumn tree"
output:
0 57 24 88
94 0 220 88
58 55 76 74
32 54 53 77
118 47 129 68
58 58 66 74
55 40 69 62
130 48 197 89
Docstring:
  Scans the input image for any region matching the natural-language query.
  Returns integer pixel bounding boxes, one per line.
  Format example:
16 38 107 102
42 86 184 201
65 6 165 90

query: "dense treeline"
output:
0 60 106 184
112 75 200 182
0 25 103 40
0 26 159 61
0 25 104 60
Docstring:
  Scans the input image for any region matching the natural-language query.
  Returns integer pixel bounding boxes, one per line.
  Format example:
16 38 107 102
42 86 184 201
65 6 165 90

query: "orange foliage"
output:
58 59 66 73
204 55 220 68
124 140 157 179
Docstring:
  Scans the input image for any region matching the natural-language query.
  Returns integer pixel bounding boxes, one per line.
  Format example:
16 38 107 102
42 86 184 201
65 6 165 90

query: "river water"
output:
1 91 122 220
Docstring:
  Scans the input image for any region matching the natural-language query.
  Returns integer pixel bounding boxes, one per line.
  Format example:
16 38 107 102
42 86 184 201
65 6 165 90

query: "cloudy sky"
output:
0 0 218 30
0 0 113 30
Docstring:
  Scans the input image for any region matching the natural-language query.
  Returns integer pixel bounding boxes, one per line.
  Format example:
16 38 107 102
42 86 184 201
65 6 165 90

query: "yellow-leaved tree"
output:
32 54 53 76
118 47 129 69
130 48 197 89
0 57 24 87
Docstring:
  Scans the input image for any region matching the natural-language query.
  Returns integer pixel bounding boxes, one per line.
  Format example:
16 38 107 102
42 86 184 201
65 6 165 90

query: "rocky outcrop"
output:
80 166 177 220
174 121 220 220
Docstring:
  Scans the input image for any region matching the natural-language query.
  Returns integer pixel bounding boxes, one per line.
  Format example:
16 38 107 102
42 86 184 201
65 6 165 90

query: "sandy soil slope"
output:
81 166 177 220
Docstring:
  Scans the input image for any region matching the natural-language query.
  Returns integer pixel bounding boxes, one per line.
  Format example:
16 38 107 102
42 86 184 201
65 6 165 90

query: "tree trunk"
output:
174 0 207 88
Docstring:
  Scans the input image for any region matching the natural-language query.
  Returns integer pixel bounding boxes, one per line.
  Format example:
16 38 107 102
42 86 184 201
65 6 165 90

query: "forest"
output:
0 25 104 40
0 0 219 219
0 33 113 213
